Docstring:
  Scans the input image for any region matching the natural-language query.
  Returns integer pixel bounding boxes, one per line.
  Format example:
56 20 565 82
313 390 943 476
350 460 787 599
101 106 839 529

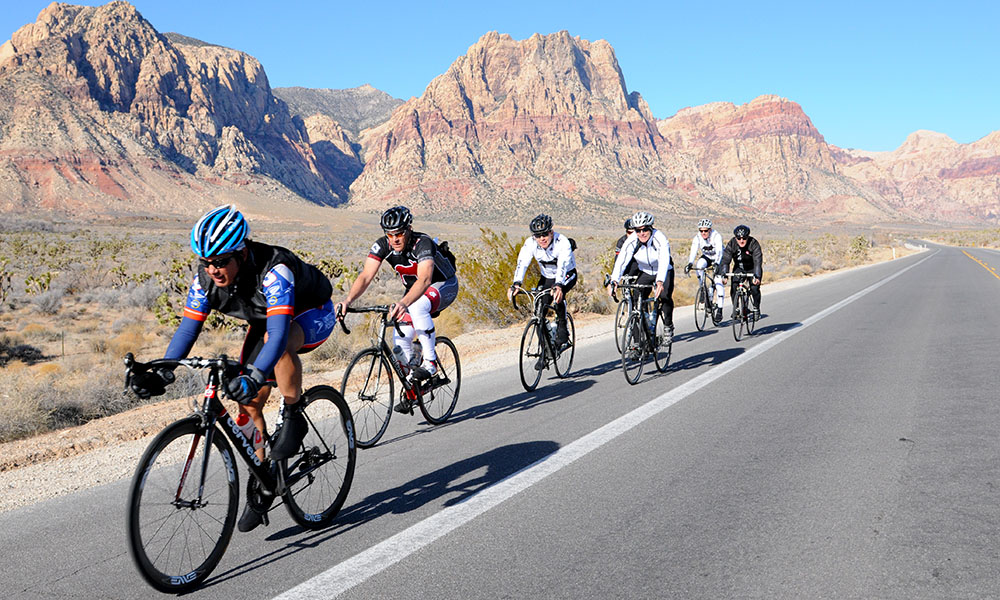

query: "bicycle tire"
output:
614 298 628 353
519 318 544 391
341 348 394 448
554 312 575 378
694 284 708 331
418 336 461 424
281 386 356 529
126 417 238 593
747 299 757 335
621 313 645 385
733 292 745 342
653 310 672 373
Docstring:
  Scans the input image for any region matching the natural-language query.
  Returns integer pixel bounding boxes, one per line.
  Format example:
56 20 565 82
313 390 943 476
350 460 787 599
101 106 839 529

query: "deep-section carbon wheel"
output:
282 386 356 529
126 417 238 593
653 311 672 373
614 298 628 353
341 348 394 448
694 284 708 331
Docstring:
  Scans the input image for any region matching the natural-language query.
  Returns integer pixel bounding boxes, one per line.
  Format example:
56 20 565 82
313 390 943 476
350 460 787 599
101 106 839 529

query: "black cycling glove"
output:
227 365 267 403
131 368 175 399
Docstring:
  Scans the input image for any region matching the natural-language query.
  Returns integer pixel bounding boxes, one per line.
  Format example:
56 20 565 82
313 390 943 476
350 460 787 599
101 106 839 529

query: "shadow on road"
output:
749 319 801 336
206 441 561 587
669 347 744 371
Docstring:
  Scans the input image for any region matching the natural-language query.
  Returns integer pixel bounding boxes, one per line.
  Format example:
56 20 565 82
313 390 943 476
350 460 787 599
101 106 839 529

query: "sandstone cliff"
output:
274 84 403 139
0 1 347 215
349 31 725 220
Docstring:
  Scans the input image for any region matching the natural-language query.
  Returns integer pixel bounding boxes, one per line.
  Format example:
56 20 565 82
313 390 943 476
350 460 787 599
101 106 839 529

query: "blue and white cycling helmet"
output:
190 205 250 258
630 211 654 228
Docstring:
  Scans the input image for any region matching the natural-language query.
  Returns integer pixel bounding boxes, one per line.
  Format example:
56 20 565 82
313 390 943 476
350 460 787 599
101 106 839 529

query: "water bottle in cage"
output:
547 320 557 340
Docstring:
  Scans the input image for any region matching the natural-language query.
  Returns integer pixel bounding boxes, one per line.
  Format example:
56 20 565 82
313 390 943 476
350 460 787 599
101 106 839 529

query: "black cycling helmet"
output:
380 205 413 232
734 224 750 239
530 214 553 235
624 217 633 230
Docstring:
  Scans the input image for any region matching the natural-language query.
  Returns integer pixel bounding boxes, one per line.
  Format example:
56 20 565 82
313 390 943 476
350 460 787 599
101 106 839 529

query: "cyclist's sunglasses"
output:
699 228 710 233
736 235 748 241
533 230 552 238
199 255 234 269
635 227 652 233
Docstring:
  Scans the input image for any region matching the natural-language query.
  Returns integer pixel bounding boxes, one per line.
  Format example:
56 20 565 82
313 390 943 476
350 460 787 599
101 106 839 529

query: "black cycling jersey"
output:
718 236 763 280
368 231 457 290
197 240 332 323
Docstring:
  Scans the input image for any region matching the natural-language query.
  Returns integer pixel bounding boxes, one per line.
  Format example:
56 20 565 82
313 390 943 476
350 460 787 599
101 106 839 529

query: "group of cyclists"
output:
130 202 763 533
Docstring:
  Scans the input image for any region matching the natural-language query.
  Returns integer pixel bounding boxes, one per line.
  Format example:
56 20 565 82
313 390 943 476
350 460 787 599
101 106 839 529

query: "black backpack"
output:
437 240 457 269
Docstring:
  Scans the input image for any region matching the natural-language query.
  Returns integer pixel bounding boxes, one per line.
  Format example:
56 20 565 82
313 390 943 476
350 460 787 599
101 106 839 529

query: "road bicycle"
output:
512 286 575 391
124 353 356 593
614 281 672 384
608 274 639 353
688 263 722 331
340 305 461 448
729 272 758 341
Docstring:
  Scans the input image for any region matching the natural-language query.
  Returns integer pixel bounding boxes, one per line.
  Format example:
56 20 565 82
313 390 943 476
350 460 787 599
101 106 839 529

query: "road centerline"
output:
273 251 935 600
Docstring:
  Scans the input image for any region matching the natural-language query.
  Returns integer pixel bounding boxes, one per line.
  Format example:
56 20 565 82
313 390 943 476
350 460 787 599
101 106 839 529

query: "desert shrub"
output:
453 228 536 328
796 254 823 272
31 288 65 314
849 235 870 262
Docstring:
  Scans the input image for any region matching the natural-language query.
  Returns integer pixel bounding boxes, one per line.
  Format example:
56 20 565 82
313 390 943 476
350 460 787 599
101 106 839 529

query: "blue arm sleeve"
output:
250 313 291 376
164 316 203 360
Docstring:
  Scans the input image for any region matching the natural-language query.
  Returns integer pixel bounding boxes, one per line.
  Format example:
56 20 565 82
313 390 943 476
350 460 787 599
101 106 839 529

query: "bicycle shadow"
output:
668 348 744 372
672 328 717 343
566 358 620 379
451 376 598 422
204 441 561 587
750 320 801 337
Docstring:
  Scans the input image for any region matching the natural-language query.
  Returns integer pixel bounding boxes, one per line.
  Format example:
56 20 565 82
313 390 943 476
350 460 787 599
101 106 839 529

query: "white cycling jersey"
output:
687 229 724 265
611 229 672 283
513 232 576 285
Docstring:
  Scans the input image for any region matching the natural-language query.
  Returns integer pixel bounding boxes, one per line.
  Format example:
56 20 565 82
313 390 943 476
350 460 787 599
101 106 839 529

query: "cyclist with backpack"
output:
684 218 726 323
336 206 459 401
508 213 577 353
129 205 336 533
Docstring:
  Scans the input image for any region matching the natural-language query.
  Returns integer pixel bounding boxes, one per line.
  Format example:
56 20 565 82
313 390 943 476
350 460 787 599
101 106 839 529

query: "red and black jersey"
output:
368 231 457 290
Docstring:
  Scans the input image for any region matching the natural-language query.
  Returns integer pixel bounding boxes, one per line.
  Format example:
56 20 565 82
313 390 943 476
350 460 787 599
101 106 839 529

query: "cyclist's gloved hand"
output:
131 367 175 399
684 263 693 274
227 365 266 403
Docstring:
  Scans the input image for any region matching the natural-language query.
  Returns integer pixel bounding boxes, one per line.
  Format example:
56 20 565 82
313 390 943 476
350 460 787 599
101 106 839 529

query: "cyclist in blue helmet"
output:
132 204 336 533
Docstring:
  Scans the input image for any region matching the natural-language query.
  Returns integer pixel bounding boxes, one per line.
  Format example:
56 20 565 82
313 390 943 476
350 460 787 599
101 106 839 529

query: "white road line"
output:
273 251 936 600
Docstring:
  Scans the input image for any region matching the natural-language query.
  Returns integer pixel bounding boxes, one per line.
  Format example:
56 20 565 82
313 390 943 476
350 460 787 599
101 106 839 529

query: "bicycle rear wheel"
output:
732 292 746 342
554 312 575 378
694 285 708 331
614 298 628 353
519 319 544 391
621 313 646 385
653 311 672 373
281 386 356 529
419 336 461 424
126 417 238 593
341 348 394 448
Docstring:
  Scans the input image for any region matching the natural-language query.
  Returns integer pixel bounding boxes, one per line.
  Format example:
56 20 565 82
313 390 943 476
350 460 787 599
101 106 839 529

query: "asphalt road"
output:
3 243 999 599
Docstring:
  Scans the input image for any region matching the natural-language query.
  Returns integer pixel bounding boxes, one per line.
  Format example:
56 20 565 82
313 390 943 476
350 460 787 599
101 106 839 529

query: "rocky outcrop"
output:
0 1 347 215
349 31 722 220
274 84 403 139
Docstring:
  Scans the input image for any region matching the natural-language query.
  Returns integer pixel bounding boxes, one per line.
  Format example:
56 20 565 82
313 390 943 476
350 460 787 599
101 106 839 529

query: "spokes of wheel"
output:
747 300 757 335
653 312 672 373
621 313 645 385
694 285 708 331
732 294 745 342
340 348 393 448
281 387 356 529
419 336 461 424
126 418 238 593
519 319 544 391
614 299 628 353
554 312 575 378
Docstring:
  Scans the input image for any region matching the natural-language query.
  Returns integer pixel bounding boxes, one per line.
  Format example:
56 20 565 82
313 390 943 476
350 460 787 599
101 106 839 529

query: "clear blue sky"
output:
2 0 997 151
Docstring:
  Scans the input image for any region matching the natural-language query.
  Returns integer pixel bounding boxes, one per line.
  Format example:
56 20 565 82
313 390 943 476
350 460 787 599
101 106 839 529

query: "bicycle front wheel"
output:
747 299 758 335
653 311 672 373
341 348 394 448
694 285 708 331
554 312 575 378
614 298 628 353
126 417 238 593
519 319 544 391
621 313 646 385
282 386 356 529
733 292 746 342
419 336 461 424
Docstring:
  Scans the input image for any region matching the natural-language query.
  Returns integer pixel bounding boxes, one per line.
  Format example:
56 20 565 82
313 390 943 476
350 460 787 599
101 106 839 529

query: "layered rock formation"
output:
0 1 348 215
274 84 403 139
349 31 724 220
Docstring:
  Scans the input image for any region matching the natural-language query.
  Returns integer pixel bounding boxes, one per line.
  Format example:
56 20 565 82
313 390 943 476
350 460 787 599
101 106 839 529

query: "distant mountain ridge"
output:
0 1 997 225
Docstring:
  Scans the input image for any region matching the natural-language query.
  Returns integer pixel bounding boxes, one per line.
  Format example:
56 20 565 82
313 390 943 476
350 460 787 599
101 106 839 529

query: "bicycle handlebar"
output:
344 305 406 337
510 286 553 312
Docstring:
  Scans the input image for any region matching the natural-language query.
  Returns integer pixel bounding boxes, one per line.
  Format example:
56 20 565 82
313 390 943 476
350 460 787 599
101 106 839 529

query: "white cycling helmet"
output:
631 211 654 228
698 218 712 229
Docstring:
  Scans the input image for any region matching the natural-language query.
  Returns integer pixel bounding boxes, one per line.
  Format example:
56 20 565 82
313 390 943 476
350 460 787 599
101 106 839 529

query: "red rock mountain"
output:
0 1 355 215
